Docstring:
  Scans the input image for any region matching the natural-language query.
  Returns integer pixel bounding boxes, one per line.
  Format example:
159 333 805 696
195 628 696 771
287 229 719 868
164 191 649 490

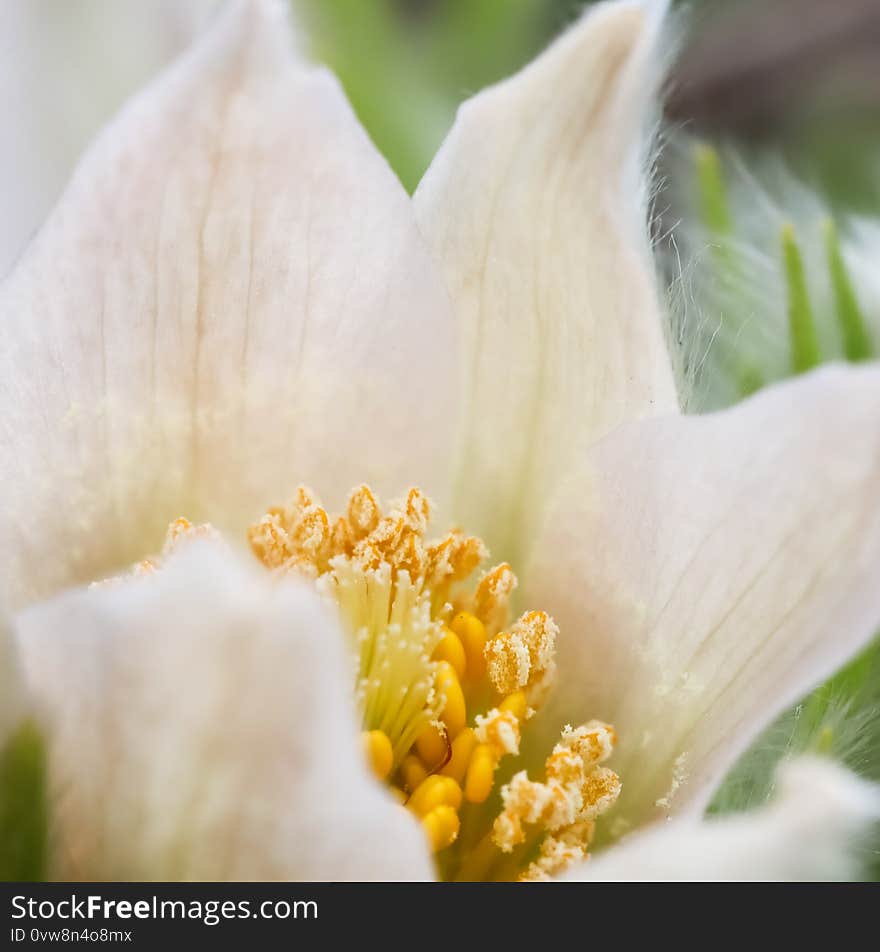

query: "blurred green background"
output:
296 0 880 211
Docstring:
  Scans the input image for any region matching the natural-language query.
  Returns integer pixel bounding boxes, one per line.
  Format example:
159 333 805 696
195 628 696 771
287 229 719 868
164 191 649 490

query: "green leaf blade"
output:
0 720 48 882
781 223 821 374
824 219 873 362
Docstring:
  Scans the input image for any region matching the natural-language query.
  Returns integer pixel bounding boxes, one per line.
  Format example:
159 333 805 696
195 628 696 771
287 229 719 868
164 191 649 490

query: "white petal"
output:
568 757 880 881
14 543 433 881
0 0 217 276
413 0 678 561
526 364 880 829
0 0 457 608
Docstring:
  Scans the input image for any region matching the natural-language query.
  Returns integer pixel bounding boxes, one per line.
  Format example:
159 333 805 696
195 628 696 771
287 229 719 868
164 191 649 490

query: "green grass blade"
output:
695 143 733 237
781 224 820 373
824 219 873 361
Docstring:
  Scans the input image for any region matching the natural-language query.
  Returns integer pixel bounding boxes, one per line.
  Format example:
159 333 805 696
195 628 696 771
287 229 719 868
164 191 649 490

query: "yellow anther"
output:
446 533 487 582
464 743 496 804
408 775 445 815
408 775 463 817
436 661 467 739
475 708 520 758
391 529 425 579
291 504 330 557
500 691 529 722
441 728 477 785
520 820 595 881
579 766 621 820
552 722 616 772
485 610 558 706
347 484 381 539
362 730 393 781
290 485 318 513
404 487 431 533
473 563 517 632
450 612 487 682
329 515 353 556
424 531 487 593
433 628 467 680
414 722 449 772
422 805 460 852
355 514 405 567
492 721 621 855
400 754 429 792
248 513 291 568
443 778 464 811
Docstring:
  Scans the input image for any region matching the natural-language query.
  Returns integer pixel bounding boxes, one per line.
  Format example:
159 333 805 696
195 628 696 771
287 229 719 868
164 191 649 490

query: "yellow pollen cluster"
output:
485 609 558 708
119 486 620 881
246 485 621 880
493 722 620 881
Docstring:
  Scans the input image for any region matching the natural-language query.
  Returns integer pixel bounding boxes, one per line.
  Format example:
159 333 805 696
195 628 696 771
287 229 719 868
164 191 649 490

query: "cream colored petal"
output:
0 0 217 276
413 0 678 562
526 364 880 830
14 543 433 881
568 757 880 881
0 0 457 608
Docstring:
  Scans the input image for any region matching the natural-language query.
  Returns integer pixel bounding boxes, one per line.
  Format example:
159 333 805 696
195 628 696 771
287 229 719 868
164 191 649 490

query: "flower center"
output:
121 488 620 880
246 485 621 881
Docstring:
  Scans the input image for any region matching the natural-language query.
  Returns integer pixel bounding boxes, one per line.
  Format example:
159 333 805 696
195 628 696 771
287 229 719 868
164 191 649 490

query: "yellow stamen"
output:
492 721 621 880
114 482 624 881
433 627 467 680
473 563 517 633
400 754 429 793
474 708 520 758
440 728 477 785
425 532 487 597
422 805 460 852
408 775 463 817
362 730 393 781
500 691 530 722
414 723 449 772
450 612 487 682
519 820 595 882
347 484 381 539
464 744 497 804
436 661 467 739
485 610 558 706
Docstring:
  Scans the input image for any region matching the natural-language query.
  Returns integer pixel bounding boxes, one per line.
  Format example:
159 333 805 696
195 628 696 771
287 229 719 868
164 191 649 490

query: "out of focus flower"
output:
2 0 879 881
0 0 217 276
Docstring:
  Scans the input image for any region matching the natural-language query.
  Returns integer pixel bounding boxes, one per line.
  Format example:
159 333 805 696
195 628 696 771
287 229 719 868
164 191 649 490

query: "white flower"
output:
2 0 879 881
